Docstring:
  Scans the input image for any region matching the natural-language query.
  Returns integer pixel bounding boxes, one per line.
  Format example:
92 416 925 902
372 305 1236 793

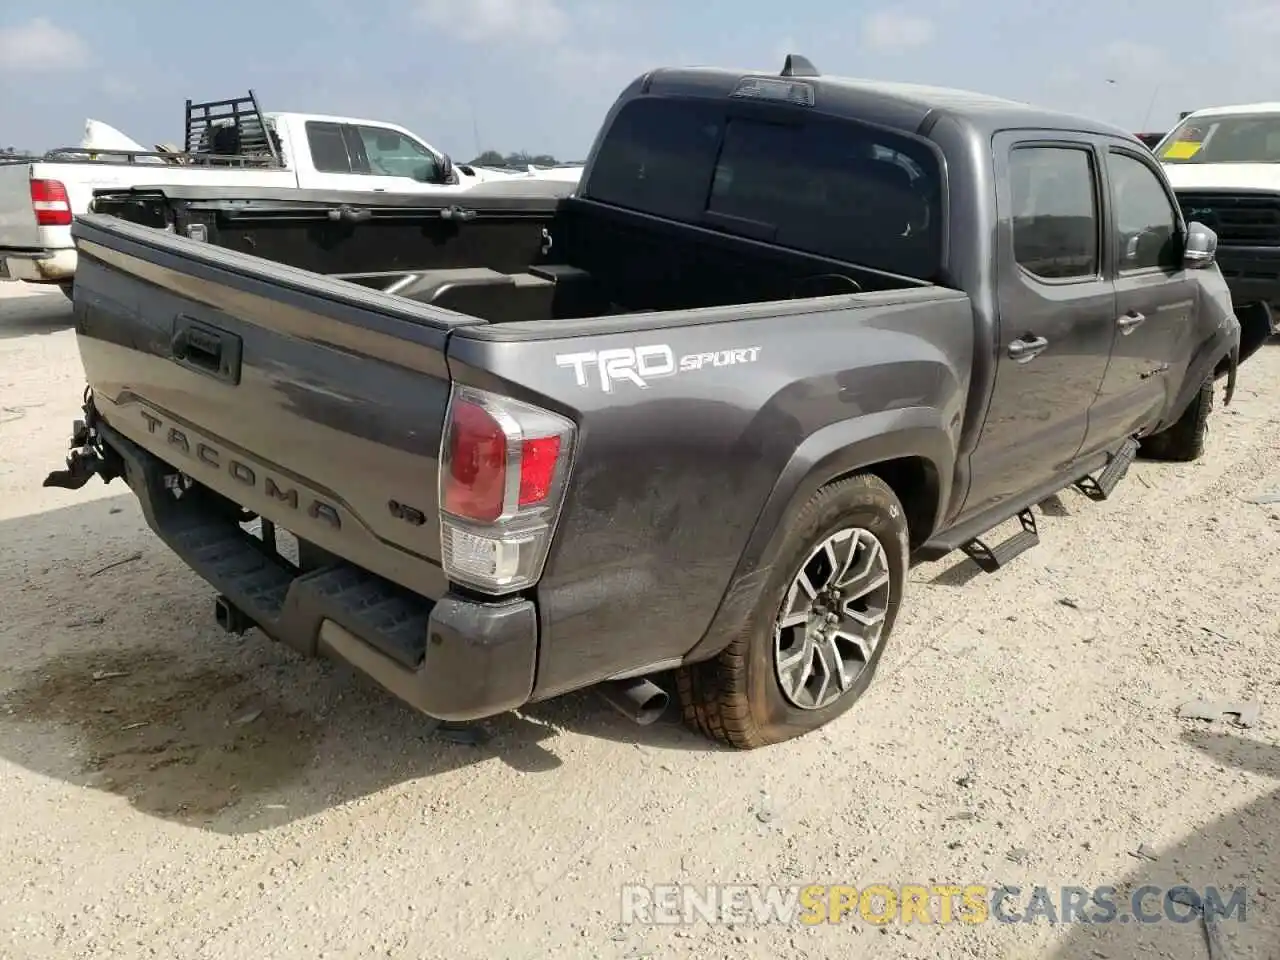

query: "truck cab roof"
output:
640 63 1136 142
263 111 427 133
1182 101 1280 118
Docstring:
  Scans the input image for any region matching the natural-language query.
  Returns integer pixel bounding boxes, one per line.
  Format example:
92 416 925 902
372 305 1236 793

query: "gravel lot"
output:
1 281 1277 959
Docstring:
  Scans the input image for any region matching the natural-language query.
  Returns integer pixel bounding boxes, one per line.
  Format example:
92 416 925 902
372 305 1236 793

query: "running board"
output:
1072 437 1139 502
959 509 1039 573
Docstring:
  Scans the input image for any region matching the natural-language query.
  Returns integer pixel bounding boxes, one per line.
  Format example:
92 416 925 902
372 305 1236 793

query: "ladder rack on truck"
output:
184 90 283 166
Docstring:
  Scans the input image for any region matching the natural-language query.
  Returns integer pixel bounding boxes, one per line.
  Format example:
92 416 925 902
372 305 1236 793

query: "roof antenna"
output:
781 54 819 78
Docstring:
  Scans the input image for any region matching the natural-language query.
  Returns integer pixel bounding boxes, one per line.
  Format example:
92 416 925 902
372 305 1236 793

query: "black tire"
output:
1139 378 1213 463
676 473 909 749
1235 301 1275 366
57 282 73 302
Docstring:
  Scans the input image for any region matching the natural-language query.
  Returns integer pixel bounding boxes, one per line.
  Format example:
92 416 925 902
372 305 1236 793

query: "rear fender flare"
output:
681 407 955 664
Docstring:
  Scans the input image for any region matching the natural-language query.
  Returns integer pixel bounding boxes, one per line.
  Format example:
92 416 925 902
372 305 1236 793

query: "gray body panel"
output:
447 288 972 696
61 62 1241 715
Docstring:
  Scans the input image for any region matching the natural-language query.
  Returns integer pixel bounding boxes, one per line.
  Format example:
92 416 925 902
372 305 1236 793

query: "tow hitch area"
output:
213 594 253 634
43 391 122 491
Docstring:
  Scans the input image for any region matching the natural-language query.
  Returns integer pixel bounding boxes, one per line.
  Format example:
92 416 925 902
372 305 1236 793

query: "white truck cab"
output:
1153 102 1280 358
1155 102 1280 192
0 96 581 293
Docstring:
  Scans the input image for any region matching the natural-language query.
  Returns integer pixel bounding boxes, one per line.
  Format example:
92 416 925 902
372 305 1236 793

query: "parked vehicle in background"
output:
0 91 580 296
48 56 1240 749
1154 103 1280 360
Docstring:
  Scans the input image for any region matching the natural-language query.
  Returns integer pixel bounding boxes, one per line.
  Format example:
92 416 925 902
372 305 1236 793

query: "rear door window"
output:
306 121 355 173
1008 145 1100 280
585 97 944 278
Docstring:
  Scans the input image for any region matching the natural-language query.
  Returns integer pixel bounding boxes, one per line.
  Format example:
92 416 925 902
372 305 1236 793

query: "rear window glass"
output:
584 97 944 279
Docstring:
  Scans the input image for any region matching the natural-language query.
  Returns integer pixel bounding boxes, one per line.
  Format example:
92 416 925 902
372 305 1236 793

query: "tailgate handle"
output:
171 317 242 385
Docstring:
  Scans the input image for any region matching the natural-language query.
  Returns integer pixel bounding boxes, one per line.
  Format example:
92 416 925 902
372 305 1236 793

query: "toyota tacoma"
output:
45 56 1240 749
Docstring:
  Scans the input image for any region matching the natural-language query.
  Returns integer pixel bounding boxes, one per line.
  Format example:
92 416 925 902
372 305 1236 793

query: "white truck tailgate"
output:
0 162 45 251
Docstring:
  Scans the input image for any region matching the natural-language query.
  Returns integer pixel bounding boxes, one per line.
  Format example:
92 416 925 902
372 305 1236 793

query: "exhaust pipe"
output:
599 677 670 726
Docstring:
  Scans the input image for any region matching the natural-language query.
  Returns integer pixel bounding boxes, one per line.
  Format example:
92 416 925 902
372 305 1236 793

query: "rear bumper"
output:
101 423 538 722
0 247 76 283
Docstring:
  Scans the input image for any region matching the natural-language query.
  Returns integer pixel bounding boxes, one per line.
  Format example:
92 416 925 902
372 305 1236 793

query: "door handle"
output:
1007 335 1049 363
1117 311 1146 334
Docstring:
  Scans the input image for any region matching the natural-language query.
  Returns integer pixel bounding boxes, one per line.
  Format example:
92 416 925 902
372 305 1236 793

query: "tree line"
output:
467 150 572 168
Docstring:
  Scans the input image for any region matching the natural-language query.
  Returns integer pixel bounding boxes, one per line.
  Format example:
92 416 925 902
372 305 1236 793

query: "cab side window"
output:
1009 146 1100 281
354 125 440 183
1108 151 1181 272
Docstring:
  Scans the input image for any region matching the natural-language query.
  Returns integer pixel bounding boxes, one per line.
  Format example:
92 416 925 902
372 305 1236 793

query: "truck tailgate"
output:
71 212 478 600
0 162 44 249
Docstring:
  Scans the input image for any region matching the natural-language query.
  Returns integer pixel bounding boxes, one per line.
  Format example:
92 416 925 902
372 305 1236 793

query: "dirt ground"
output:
1 281 1277 960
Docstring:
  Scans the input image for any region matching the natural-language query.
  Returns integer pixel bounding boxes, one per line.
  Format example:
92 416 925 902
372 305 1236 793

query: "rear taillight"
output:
439 385 575 595
30 179 72 227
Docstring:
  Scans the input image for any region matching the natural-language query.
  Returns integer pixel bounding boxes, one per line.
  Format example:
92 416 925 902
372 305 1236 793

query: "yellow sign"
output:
1160 140 1202 160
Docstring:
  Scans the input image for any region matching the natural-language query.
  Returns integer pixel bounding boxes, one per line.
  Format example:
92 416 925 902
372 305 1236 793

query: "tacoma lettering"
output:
137 409 340 529
265 477 299 509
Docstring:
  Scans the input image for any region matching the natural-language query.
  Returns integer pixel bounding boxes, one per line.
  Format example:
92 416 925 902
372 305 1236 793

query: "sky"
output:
1 0 1278 162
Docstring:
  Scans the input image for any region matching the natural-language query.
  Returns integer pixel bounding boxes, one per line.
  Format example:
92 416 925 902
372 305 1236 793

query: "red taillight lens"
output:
442 399 508 522
438 384 575 595
30 179 72 227
518 436 561 505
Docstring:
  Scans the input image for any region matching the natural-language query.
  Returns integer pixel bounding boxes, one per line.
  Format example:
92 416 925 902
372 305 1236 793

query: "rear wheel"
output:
1139 378 1213 462
677 473 909 749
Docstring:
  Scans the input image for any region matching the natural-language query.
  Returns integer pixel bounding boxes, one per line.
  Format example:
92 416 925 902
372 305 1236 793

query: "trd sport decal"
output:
555 344 762 393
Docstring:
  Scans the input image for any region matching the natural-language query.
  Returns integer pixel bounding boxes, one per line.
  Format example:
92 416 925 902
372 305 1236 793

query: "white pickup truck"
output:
1153 101 1280 361
0 92 581 295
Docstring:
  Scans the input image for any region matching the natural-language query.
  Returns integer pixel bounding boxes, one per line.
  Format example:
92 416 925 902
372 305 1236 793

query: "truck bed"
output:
85 187 934 321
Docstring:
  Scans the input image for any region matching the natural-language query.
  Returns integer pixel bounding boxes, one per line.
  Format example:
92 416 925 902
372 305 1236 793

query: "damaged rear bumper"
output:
52 415 539 723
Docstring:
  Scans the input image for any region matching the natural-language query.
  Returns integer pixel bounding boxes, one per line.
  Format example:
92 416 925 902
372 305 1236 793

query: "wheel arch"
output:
1163 324 1239 433
680 407 955 665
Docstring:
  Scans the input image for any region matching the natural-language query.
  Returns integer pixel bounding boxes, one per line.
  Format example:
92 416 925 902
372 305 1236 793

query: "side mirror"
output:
1184 221 1218 268
436 154 457 185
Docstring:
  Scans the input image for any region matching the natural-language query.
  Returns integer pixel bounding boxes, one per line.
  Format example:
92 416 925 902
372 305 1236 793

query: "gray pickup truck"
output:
46 56 1240 749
